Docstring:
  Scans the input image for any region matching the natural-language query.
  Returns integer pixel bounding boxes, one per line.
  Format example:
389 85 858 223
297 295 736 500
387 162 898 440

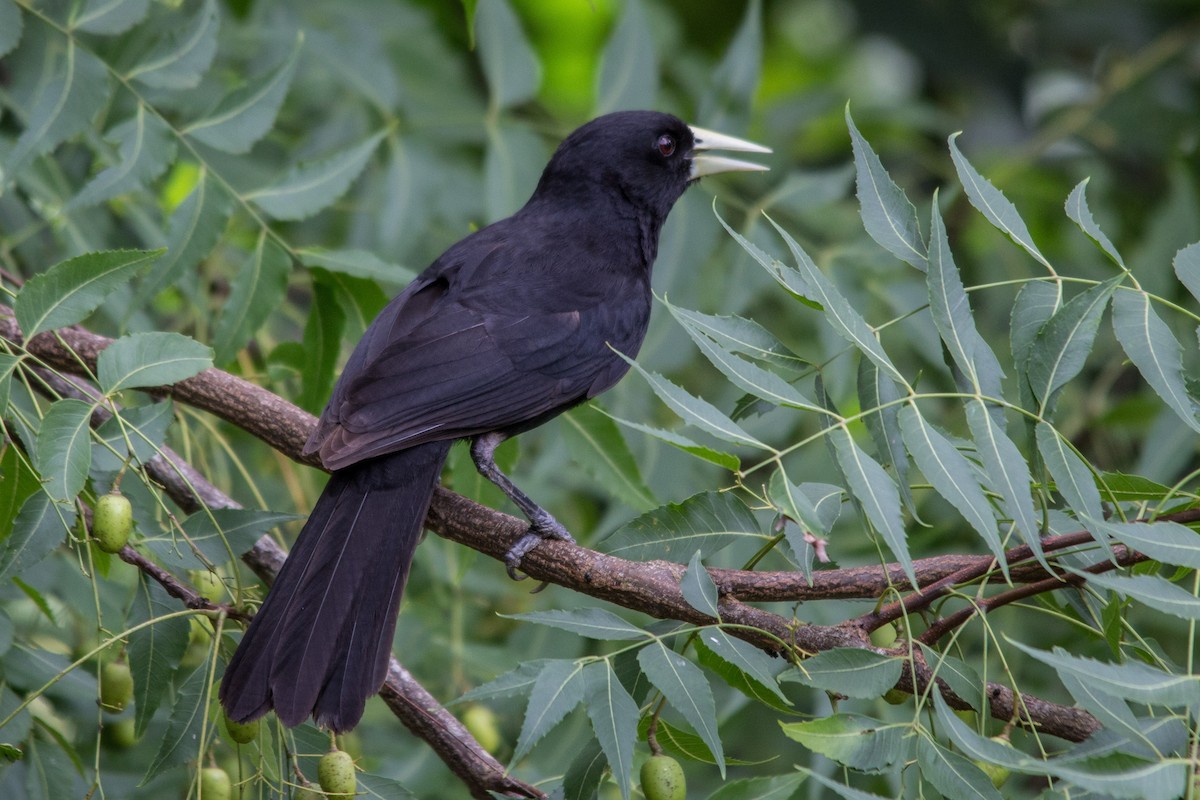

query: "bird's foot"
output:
504 510 575 581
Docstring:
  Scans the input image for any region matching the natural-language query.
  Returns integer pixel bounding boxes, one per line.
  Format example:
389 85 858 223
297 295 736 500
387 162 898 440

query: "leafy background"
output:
1 0 1199 798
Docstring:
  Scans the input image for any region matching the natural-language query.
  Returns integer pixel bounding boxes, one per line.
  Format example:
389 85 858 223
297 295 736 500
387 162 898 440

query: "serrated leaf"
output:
915 644 985 709
296 247 412 285
0 353 22 417
127 578 190 737
562 738 607 800
1008 639 1200 707
1090 518 1200 571
637 641 724 774
0 492 75 581
476 0 540 109
1066 179 1125 268
899 405 1006 575
145 508 298 570
141 664 207 782
72 0 149 35
681 550 719 618
1111 288 1200 433
1026 277 1121 414
1010 280 1060 368
916 735 1004 800
595 0 656 114
1043 754 1186 800
696 628 789 704
583 661 639 800
780 714 906 772
928 195 1005 397
606 414 740 471
830 427 914 586
1076 570 1200 620
35 399 94 502
716 210 817 306
948 132 1050 269
247 132 385 220
455 659 552 704
211 234 291 364
126 0 218 89
965 399 1045 566
15 249 164 338
182 40 299 153
1172 241 1200 304
1057 669 1144 745
783 648 902 699
98 332 213 393
0 0 23 59
764 214 904 384
846 107 926 270
7 40 110 171
72 106 176 208
666 305 809 372
507 608 648 641
857 358 913 514
92 400 175 473
295 277 345 413
793 769 887 800
561 403 656 512
513 660 585 763
601 491 759 562
355 773 417 800
706 773 806 800
1034 422 1103 523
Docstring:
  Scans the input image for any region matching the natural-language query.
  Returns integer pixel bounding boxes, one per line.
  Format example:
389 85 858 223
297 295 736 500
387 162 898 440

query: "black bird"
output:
219 111 770 732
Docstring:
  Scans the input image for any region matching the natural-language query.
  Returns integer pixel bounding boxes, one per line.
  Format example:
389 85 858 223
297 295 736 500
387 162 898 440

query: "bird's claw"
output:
503 513 575 582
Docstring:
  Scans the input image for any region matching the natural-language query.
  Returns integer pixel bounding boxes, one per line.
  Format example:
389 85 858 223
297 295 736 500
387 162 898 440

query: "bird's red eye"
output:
656 134 676 157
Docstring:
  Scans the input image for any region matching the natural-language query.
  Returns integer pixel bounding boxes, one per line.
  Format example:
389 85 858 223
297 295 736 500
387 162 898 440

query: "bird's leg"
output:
470 432 576 579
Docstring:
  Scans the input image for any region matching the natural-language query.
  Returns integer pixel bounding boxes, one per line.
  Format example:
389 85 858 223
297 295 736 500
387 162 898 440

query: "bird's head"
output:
533 110 770 221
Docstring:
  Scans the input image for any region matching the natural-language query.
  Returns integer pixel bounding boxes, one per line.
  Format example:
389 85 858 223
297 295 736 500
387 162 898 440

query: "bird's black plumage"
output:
219 111 768 732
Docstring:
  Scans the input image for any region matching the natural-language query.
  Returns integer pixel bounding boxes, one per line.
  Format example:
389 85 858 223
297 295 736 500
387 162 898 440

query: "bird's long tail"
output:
219 441 452 732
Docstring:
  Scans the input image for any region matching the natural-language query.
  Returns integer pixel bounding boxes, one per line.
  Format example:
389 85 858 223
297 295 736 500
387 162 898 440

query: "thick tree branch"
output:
0 310 1105 744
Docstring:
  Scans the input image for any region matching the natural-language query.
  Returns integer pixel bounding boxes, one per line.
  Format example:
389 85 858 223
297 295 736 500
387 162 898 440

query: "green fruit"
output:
974 759 1011 788
640 754 685 800
100 659 133 712
462 704 502 754
224 712 259 744
190 570 225 603
292 786 322 800
107 717 138 749
954 708 978 727
317 749 356 799
199 766 232 800
882 688 908 705
869 622 898 648
93 493 133 553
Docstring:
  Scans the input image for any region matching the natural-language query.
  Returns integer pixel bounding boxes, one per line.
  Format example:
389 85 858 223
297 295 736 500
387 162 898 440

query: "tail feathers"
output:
219 442 451 732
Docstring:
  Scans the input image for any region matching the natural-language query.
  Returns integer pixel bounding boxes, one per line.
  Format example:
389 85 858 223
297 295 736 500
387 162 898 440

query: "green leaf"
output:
0 0 23 59
666 305 809 372
561 404 656 512
792 769 887 800
1076 570 1200 620
1026 277 1121 414
1010 280 1060 370
716 210 817 306
782 648 902 700
483 120 546 222
127 578 190 737
126 0 218 89
72 0 149 35
98 332 213 393
355 773 417 800
857 358 913 514
211 234 291 364
247 131 385 220
35 399 94 502
0 353 21 417
0 492 75 581
899 405 1005 574
595 0 656 114
141 664 207 783
705 773 806 800
506 608 648 641
681 550 719 618
915 644 985 710
948 132 1050 269
513 659 585 763
916 736 1004 800
607 414 740 471
1172 241 1200 304
965 398 1045 566
294 276 346 412
562 738 607 800
1034 422 1103 523
182 39 299 153
846 106 926 270
601 491 760 562
1089 518 1200 571
637 641 724 775
1008 639 1200 707
1042 754 1186 800
702 0 762 122
927 194 1005 397
1056 668 1143 744
583 660 639 800
7 40 110 172
1111 288 1200 433
296 248 412 285
71 106 176 208
618 353 770 450
145 508 298 570
1065 179 1125 268
695 628 789 705
475 0 540 109
15 249 164 338
764 215 904 384
455 659 552 704
779 714 907 772
830 426 914 586
92 400 175 473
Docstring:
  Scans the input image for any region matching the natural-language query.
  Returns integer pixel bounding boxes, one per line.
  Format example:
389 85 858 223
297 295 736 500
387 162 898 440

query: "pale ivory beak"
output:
688 125 772 179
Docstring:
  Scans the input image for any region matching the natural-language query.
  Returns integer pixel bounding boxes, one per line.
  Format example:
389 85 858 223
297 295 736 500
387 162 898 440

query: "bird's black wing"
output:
306 237 647 470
